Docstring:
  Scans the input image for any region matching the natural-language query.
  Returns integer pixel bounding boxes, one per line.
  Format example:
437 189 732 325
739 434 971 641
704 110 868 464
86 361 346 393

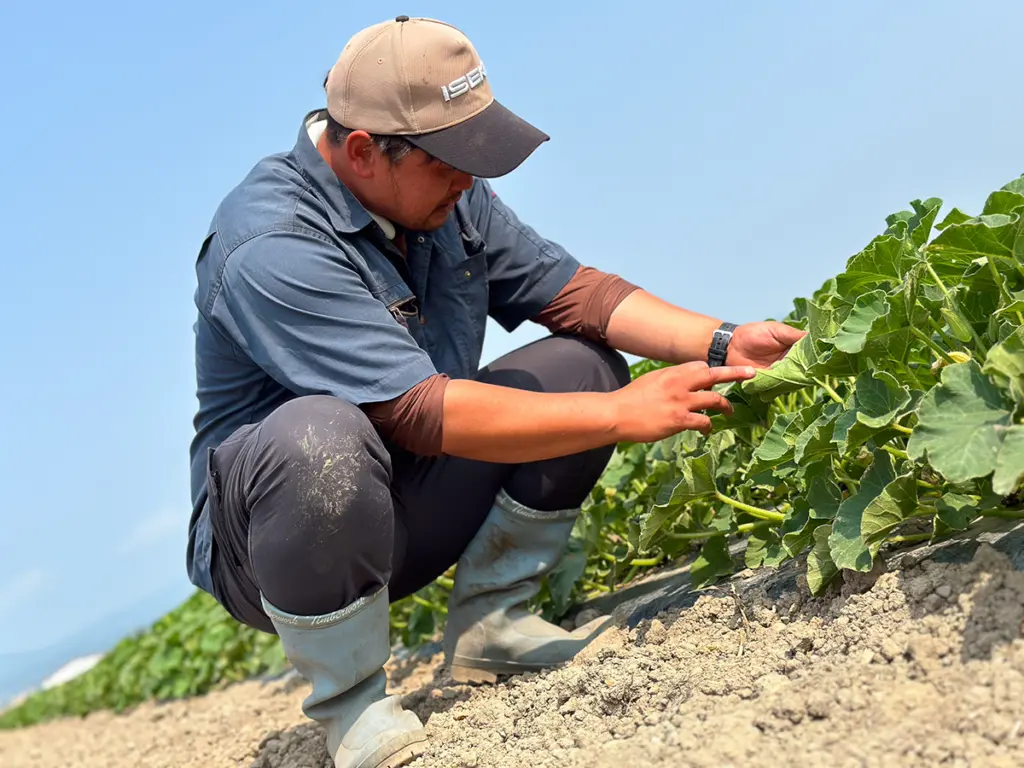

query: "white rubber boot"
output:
443 489 613 684
261 585 426 768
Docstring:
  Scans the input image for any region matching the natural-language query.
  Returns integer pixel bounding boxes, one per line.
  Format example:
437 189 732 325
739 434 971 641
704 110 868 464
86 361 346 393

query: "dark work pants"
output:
205 334 631 634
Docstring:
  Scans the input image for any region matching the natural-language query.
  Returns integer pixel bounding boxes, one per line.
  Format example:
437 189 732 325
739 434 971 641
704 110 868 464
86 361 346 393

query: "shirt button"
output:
417 236 426 244
464 270 472 278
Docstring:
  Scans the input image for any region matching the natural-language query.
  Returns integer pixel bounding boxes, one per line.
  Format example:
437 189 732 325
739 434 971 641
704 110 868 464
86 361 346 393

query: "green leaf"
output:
546 532 589 616
935 207 972 231
982 189 1024 216
691 536 734 589
993 426 1024 495
934 493 978 531
995 290 1024 318
983 326 1024 404
742 334 820 399
885 197 943 248
907 361 1014 484
926 213 1018 277
823 290 890 354
808 475 844 519
860 472 919 556
641 451 718 550
806 524 839 595
829 450 897 571
794 402 842 463
836 235 918 298
833 370 913 454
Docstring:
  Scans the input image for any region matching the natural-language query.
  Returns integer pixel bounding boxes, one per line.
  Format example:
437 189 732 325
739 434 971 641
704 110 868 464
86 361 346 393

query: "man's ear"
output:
342 131 378 179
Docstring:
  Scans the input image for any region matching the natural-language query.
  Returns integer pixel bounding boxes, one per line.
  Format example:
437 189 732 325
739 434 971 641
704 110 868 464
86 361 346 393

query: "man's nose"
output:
451 170 474 191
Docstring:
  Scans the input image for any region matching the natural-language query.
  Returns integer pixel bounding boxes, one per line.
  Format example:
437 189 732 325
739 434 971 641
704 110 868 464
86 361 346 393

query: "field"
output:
1 174 1022 766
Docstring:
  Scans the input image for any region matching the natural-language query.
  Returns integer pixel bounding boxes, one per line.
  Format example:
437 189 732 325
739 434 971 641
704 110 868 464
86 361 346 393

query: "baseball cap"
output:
324 16 549 178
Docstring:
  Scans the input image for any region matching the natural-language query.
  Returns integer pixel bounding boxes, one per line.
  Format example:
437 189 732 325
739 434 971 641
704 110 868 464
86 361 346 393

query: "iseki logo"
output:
441 63 486 102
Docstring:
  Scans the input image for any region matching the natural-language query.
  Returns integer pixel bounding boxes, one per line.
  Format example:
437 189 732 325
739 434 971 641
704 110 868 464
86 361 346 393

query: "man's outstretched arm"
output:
532 267 805 370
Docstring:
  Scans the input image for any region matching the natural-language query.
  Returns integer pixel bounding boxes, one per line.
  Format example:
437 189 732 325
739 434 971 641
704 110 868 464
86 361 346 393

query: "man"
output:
186 15 803 768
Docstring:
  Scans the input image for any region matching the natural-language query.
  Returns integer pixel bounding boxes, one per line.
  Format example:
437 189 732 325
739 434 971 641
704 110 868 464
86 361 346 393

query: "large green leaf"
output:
691 536 735 589
934 493 979 531
641 451 718 550
806 524 839 595
823 290 889 354
982 188 1024 217
926 212 1020 280
836 234 918 298
907 361 1014 484
833 370 913 454
993 426 1024 495
983 326 1024 405
829 450 897 571
742 333 821 399
794 402 843 464
860 472 919 557
885 197 943 248
808 475 844 519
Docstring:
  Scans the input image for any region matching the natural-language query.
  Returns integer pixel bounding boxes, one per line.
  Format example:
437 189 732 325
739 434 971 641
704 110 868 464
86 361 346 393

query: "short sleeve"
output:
464 178 581 332
217 228 438 405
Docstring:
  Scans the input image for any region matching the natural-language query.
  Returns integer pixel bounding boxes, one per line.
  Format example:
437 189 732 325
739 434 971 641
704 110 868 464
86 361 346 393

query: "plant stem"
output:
813 377 845 405
411 595 448 614
714 491 786 523
910 326 956 364
582 579 611 593
923 261 988 355
883 445 910 461
927 315 963 351
890 423 914 436
833 460 859 493
629 556 663 567
924 261 952 301
800 388 816 407
888 532 932 544
663 521 772 543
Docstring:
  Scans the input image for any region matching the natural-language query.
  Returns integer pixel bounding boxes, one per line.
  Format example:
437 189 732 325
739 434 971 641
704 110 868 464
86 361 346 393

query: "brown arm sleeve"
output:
532 265 641 342
361 373 450 456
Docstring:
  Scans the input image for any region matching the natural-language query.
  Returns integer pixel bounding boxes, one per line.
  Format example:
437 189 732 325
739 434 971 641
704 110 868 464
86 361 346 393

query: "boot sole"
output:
448 664 500 684
377 740 426 768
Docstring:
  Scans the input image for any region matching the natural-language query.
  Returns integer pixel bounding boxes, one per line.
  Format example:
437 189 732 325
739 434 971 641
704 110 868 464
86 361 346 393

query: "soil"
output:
2 540 1024 767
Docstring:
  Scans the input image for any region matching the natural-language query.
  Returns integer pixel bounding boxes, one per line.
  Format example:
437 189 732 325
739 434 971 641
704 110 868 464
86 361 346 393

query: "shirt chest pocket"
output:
361 255 428 348
431 219 490 374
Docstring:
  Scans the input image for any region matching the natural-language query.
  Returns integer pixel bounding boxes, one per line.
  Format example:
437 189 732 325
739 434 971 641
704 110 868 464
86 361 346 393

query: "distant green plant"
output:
0 590 287 729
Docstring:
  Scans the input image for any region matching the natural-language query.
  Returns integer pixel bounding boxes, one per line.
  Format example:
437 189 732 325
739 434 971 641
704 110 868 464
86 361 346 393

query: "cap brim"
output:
404 100 549 178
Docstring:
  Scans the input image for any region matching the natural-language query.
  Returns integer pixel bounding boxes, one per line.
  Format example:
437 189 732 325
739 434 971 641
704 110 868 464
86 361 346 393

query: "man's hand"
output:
726 321 806 369
610 361 757 443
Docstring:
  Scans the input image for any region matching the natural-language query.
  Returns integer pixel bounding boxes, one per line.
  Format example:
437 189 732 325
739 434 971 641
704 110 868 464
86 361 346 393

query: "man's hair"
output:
322 71 416 164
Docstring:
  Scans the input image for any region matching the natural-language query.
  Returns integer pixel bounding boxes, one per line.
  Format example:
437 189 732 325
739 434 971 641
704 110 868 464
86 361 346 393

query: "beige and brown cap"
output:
324 16 549 178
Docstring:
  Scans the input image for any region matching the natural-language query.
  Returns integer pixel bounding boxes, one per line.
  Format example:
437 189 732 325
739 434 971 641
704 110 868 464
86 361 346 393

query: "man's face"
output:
382 150 476 231
329 131 475 232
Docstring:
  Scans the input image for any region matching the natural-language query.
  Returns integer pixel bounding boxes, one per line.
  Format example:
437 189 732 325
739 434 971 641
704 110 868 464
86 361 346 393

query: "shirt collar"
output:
294 109 376 235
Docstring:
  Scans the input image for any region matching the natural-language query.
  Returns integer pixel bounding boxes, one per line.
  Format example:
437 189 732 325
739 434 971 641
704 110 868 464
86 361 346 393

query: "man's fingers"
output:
687 390 733 415
681 413 713 435
699 365 757 388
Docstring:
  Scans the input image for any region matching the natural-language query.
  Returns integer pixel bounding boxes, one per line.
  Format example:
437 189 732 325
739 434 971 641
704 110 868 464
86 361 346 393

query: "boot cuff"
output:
496 488 580 522
260 584 388 630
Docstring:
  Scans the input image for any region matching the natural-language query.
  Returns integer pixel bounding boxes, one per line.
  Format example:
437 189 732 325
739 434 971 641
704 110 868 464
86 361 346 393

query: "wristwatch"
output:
706 322 737 367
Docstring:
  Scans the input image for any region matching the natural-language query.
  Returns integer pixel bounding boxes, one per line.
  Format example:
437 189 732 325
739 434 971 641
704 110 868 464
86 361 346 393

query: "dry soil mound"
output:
2 540 1023 767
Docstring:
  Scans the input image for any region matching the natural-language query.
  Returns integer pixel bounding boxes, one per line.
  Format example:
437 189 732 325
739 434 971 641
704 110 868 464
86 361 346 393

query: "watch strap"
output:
706 322 738 367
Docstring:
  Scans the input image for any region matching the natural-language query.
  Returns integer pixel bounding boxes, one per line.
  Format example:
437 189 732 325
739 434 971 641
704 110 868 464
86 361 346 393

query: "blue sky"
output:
1 0 1022 660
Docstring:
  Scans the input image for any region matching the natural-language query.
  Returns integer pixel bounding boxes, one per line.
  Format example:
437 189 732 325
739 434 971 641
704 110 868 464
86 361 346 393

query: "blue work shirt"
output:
186 109 580 594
